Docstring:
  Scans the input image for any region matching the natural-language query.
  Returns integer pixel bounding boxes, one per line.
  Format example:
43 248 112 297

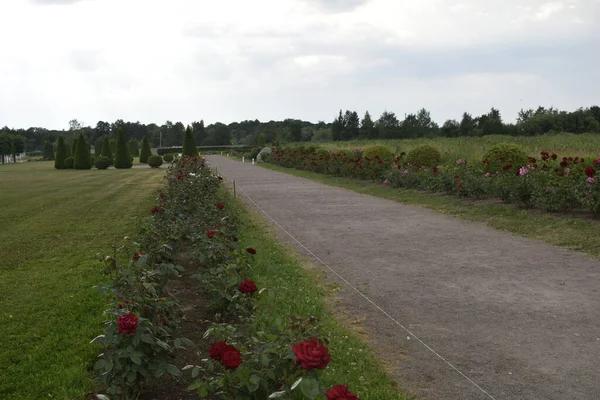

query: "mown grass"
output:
312 133 600 166
0 162 164 399
260 164 600 259
234 198 406 399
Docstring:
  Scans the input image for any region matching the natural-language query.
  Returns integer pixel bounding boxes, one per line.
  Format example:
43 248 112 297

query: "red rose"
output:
502 164 513 170
117 313 138 334
456 183 463 189
209 342 235 361
326 385 359 400
529 157 536 163
151 206 163 214
246 248 257 255
292 338 331 370
217 202 224 209
453 175 459 179
238 279 258 294
207 230 216 238
560 160 568 167
133 252 142 261
222 349 242 370
551 154 558 160
585 166 595 177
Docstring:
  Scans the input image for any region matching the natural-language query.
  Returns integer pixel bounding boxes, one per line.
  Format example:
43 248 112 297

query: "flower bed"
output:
264 147 600 217
89 156 361 399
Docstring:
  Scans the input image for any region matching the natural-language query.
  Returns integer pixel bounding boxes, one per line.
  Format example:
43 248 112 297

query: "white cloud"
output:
0 0 598 129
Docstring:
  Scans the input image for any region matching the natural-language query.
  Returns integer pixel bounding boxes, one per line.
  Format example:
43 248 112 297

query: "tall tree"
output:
191 120 206 145
94 137 103 158
376 111 400 139
54 136 66 169
331 110 344 141
359 111 375 139
43 140 55 160
342 111 360 140
182 126 199 157
459 112 475 136
139 136 151 163
127 138 139 157
11 135 26 162
0 133 12 164
96 121 111 138
114 128 132 169
101 137 114 164
74 133 91 170
213 123 232 145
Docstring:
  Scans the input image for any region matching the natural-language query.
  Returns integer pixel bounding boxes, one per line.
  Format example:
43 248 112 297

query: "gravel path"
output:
206 156 600 400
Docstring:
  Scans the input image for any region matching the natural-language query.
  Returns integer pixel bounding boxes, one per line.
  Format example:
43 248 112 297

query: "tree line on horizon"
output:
1 105 599 160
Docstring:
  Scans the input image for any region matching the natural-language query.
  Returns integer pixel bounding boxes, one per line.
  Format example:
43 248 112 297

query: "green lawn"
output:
311 133 600 166
260 164 600 259
0 162 164 399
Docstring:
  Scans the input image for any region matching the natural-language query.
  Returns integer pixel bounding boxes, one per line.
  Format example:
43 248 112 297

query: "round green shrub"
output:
406 145 441 167
248 147 262 160
147 155 163 168
363 145 394 166
64 156 75 169
163 153 175 162
94 156 111 170
333 149 354 160
482 143 528 172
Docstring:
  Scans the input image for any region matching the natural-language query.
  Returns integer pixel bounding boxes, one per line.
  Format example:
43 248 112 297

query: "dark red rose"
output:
209 342 235 361
151 206 163 214
529 157 536 163
238 279 258 294
117 313 138 334
222 348 242 370
217 202 224 209
453 175 459 179
456 183 463 189
554 168 560 173
433 167 439 173
177 172 183 180
206 230 216 238
551 154 558 160
585 166 595 177
133 252 142 261
560 160 568 167
246 248 257 255
502 164 513 170
326 385 359 400
292 338 331 370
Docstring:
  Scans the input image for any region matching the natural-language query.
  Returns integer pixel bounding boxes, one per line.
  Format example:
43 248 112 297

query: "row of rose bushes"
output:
90 156 359 399
263 146 600 216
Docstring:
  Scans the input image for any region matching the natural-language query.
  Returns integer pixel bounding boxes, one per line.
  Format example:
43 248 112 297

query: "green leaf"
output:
291 377 303 390
167 364 181 377
130 353 141 365
268 391 287 399
300 376 320 399
93 359 106 371
247 374 261 393
192 367 200 378
141 334 155 344
90 335 105 344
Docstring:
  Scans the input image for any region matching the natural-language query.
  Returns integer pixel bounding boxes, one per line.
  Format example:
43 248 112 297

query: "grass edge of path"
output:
257 163 600 259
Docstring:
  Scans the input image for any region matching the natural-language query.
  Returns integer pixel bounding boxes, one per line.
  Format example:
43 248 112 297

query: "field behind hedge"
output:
314 133 600 165
0 162 164 399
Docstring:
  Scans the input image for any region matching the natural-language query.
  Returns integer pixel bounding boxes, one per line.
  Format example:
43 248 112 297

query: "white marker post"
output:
252 158 255 165
242 157 245 163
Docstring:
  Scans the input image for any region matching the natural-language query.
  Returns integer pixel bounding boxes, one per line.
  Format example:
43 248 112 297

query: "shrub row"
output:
264 144 600 217
90 156 360 399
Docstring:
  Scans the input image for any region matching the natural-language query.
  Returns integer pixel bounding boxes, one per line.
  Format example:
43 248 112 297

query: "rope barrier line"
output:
210 161 497 400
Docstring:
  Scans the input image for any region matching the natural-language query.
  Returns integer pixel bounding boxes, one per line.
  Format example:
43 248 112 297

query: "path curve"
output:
206 156 600 400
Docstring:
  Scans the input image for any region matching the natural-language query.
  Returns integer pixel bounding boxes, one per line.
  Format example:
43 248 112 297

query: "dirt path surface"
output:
206 156 600 400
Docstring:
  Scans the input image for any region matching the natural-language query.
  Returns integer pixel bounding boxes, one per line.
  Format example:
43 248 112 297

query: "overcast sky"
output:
0 0 598 130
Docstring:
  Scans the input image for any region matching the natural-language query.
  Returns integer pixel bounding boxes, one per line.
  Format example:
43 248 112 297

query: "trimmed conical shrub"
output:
182 126 198 157
54 136 66 169
139 136 151 164
114 128 132 169
71 139 78 157
74 133 92 170
101 137 114 165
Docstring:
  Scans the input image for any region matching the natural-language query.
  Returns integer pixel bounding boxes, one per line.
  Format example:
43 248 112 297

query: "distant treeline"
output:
1 105 599 155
